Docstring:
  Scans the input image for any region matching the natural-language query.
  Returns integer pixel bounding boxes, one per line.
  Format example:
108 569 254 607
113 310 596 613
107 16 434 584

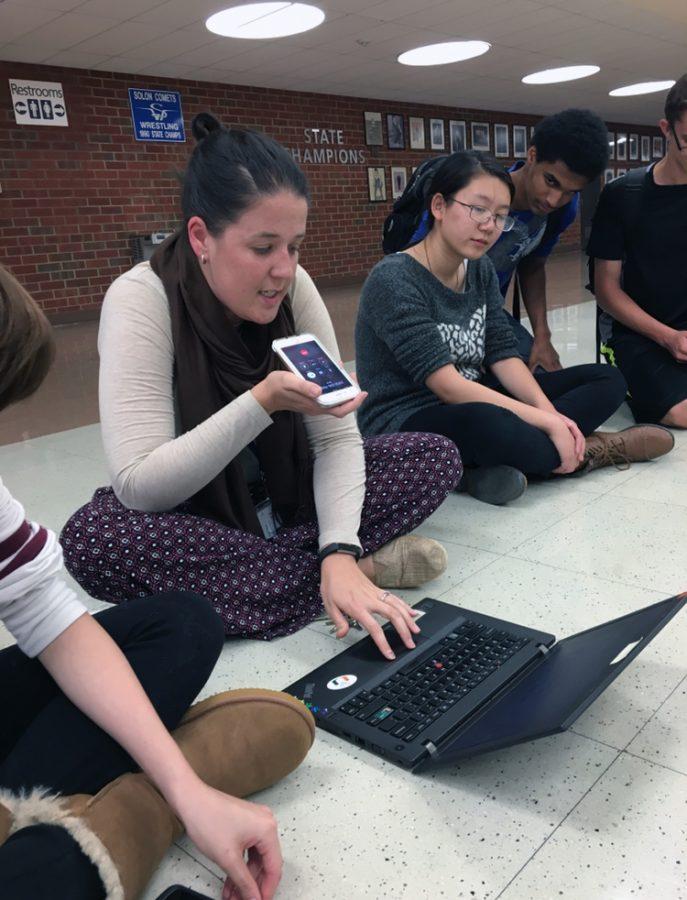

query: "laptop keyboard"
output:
337 619 528 744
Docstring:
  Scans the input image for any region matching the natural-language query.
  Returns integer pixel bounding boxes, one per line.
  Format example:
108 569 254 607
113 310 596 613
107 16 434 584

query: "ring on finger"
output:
379 590 391 603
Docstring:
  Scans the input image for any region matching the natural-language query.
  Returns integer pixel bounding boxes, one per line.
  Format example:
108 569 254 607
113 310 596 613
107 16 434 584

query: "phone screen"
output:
281 340 352 395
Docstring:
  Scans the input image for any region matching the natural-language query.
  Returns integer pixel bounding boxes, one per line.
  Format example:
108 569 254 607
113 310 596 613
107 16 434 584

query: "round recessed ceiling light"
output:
522 65 600 85
398 40 491 67
206 3 325 39
609 80 675 97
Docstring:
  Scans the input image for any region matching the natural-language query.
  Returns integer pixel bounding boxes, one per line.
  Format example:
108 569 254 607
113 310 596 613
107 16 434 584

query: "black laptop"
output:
285 593 685 771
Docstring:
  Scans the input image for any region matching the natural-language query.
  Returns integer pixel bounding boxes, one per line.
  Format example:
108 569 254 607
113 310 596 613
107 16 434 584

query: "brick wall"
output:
0 60 661 319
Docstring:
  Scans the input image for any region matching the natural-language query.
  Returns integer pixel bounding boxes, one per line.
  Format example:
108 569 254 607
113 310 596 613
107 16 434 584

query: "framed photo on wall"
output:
653 135 664 157
512 124 528 158
641 135 650 161
449 119 466 152
387 113 405 149
616 133 627 160
409 116 425 150
608 131 615 160
629 133 639 160
494 124 509 157
391 165 407 200
363 111 383 146
471 122 490 151
367 166 386 202
430 118 445 150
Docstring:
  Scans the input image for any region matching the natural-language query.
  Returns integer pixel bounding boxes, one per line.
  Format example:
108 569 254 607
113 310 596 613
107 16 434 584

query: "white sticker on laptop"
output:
326 674 358 691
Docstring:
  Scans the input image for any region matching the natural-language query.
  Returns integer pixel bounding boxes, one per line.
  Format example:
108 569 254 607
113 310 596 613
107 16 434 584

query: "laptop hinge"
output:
537 643 550 655
423 740 439 758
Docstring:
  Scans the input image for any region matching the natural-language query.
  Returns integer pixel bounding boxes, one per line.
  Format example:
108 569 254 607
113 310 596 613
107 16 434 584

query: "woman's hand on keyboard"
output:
320 554 420 659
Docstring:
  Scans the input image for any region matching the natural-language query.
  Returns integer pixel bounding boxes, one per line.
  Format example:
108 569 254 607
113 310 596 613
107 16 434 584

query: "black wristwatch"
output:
318 542 363 564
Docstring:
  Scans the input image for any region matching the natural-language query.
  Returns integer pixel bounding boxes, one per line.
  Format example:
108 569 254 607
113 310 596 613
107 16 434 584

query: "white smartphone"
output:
271 333 361 407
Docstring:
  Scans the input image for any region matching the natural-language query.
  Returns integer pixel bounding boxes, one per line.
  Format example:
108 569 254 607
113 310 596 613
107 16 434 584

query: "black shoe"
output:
458 465 527 505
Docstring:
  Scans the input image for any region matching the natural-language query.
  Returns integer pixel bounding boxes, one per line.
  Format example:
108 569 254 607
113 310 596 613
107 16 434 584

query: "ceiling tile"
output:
11 12 120 51
132 0 229 29
70 21 166 55
77 0 168 17
0 43 54 64
0 2 63 44
19 0 85 9
43 49 112 66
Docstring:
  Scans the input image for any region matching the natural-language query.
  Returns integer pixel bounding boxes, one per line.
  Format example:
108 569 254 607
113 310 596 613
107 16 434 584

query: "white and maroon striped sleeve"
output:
0 477 88 657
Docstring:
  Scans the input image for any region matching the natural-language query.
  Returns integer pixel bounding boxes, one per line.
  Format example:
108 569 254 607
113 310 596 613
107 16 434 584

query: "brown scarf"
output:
150 230 314 535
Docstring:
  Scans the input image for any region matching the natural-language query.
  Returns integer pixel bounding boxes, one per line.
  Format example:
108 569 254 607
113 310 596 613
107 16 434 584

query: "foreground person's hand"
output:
320 553 420 659
252 370 366 418
175 781 282 900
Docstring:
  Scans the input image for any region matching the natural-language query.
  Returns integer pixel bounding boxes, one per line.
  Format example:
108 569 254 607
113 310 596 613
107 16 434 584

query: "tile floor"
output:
0 276 685 899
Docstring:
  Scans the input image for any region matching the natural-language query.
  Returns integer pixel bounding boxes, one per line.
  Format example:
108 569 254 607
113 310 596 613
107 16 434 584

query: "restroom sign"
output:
128 88 185 142
9 79 68 127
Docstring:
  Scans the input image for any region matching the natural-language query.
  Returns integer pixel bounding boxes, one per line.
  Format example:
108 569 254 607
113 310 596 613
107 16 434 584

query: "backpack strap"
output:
586 165 651 296
618 164 649 241
382 155 448 254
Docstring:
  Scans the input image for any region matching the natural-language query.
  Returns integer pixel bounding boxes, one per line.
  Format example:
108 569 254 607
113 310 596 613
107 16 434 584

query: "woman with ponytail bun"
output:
62 112 459 660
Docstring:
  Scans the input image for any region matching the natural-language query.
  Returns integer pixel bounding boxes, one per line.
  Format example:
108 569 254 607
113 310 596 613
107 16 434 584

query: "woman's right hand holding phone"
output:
252 371 365 418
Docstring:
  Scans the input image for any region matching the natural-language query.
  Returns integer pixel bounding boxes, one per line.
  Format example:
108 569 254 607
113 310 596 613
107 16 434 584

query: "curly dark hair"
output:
665 74 687 127
531 108 609 181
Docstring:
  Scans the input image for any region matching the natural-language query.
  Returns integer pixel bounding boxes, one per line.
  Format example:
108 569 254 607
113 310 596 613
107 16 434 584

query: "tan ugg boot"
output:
0 776 178 899
171 688 316 799
0 689 316 900
0 795 12 847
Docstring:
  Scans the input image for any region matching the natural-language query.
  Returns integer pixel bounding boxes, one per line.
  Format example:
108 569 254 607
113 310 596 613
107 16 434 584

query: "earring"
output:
201 253 207 265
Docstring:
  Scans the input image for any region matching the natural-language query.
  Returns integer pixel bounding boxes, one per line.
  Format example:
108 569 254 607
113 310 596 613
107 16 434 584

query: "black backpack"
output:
586 165 648 294
382 155 447 254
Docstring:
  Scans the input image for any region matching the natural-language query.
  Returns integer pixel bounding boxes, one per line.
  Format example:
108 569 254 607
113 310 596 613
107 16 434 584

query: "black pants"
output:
401 363 627 476
0 590 224 900
607 330 687 423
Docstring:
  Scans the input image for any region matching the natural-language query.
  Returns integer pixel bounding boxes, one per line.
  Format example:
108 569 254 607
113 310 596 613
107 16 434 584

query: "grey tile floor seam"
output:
494 745 623 900
176 730 621 900
508 493 687 597
496 752 687 900
624 671 687 776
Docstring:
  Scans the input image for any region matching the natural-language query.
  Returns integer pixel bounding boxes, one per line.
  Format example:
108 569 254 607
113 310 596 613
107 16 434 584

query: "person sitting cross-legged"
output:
355 151 674 506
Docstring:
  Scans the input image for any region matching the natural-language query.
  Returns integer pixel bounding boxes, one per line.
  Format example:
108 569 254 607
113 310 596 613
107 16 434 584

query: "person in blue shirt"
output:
487 109 609 372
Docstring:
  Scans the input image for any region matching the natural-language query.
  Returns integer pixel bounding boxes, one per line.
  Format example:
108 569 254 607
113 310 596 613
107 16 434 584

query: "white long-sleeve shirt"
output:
98 262 366 549
0 477 86 657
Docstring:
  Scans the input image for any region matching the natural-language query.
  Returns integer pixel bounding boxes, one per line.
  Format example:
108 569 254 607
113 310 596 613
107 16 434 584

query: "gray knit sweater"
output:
355 253 518 435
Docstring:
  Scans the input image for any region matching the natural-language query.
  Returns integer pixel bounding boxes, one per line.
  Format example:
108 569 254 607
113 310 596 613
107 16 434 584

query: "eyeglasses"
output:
670 123 686 153
447 199 515 232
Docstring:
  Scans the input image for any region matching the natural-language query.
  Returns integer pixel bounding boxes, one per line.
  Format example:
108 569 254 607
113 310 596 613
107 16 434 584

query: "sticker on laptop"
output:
326 674 358 691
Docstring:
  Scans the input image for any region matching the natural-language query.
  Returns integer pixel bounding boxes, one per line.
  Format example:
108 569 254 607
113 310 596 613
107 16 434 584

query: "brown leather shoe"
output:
583 425 675 472
370 535 448 588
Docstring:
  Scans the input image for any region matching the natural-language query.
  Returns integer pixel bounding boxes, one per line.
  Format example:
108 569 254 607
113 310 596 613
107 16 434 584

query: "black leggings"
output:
0 590 224 899
401 363 627 476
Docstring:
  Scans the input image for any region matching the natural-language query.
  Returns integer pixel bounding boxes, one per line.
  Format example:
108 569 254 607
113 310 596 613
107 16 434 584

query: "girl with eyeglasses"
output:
355 151 673 505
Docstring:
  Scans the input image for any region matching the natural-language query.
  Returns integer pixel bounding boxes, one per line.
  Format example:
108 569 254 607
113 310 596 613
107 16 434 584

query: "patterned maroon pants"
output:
61 433 461 639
